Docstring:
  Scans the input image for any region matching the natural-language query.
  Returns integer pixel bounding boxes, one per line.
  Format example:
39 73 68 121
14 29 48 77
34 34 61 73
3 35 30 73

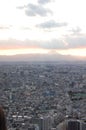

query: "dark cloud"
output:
25 4 52 17
36 20 68 29
38 0 51 4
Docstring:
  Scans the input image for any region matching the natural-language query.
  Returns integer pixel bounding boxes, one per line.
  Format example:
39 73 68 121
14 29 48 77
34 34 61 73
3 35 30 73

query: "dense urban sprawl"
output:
0 62 86 130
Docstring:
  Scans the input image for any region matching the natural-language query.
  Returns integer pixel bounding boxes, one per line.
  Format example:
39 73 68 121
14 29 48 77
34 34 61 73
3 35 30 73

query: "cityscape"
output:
0 0 86 129
0 61 86 130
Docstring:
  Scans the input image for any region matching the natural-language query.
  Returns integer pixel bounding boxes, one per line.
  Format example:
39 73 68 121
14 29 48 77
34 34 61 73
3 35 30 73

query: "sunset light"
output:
58 48 86 57
0 48 49 56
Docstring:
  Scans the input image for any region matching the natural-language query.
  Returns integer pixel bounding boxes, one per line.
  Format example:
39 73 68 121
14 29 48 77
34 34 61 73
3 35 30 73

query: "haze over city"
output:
0 0 86 61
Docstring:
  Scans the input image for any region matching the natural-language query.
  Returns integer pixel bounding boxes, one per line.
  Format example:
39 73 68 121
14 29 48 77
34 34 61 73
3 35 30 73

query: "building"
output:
31 116 52 130
57 119 86 130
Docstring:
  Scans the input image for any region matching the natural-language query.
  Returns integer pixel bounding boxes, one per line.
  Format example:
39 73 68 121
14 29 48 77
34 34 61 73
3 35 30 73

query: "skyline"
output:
0 0 86 59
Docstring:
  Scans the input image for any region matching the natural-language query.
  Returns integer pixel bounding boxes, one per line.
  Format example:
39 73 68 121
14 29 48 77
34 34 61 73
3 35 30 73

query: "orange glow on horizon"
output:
0 48 49 55
57 48 86 57
0 48 86 57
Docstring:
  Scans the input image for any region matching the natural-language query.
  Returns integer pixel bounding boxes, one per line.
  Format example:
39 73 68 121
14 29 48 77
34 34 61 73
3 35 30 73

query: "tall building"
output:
57 119 86 130
31 116 52 130
28 125 36 130
67 120 80 130
82 122 86 130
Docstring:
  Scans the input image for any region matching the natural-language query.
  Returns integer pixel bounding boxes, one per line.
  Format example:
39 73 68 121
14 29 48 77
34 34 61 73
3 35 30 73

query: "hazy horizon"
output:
0 53 86 62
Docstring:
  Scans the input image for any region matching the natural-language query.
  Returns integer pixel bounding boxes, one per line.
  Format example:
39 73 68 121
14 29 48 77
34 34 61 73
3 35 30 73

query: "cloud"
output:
20 26 31 30
25 4 52 17
38 0 51 4
0 39 67 50
36 20 68 29
0 39 38 49
1 34 86 51
41 34 86 49
17 6 25 9
40 39 67 49
0 25 11 30
65 35 86 48
0 39 22 49
69 27 82 35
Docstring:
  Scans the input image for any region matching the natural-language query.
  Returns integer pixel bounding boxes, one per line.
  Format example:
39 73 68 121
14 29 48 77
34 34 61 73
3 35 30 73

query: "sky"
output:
0 0 86 60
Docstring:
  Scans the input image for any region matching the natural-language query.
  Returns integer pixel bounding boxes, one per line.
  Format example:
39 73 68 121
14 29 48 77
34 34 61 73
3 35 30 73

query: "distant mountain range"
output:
0 53 86 61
